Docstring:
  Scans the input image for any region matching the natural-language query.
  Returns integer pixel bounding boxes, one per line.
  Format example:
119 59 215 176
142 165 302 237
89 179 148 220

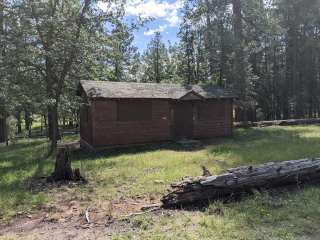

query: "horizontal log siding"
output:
193 99 233 138
92 100 171 147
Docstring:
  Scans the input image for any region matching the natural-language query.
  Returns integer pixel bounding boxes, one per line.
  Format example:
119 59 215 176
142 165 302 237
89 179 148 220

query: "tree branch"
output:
56 0 91 99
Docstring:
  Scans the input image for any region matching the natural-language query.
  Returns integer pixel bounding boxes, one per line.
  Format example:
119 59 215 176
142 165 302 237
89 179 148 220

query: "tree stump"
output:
51 147 73 181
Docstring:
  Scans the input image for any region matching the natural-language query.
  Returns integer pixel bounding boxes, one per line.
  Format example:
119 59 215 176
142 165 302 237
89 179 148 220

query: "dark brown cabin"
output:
78 80 235 149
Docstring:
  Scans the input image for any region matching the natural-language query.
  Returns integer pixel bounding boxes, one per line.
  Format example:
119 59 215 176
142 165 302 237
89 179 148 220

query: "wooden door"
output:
173 102 194 139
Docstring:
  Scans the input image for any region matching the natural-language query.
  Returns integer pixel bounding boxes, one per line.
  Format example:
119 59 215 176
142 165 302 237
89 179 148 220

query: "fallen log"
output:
161 158 320 208
256 118 320 127
235 118 320 128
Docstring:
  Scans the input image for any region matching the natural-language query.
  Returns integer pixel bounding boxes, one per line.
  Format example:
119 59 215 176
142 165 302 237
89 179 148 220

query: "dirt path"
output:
1 210 320 240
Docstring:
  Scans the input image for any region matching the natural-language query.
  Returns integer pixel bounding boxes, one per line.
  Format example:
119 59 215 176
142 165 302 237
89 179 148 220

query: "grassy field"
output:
1 126 320 239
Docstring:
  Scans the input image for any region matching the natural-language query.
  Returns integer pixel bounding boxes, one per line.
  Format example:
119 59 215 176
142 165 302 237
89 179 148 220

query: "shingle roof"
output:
79 80 235 100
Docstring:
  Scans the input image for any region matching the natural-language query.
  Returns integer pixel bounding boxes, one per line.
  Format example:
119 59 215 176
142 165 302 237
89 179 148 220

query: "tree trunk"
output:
16 111 22 134
161 158 320 207
48 104 60 153
5 113 8 145
204 0 215 80
232 0 248 123
43 114 47 136
232 0 245 92
62 117 66 129
24 110 32 137
51 147 73 181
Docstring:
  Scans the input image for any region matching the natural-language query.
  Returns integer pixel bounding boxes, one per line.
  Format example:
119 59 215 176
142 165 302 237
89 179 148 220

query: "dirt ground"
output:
0 197 163 240
1 209 319 240
0 178 161 240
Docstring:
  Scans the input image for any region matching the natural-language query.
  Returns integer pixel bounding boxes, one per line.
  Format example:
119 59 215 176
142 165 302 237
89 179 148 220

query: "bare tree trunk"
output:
218 0 228 87
48 103 60 153
4 112 8 146
24 110 32 137
232 0 247 123
62 116 66 129
47 96 60 153
43 114 47 136
204 0 216 81
16 111 22 134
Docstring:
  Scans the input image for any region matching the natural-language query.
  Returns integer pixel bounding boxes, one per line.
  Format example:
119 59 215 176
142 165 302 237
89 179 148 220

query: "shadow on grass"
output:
71 139 221 162
0 139 52 220
70 126 320 174
0 140 50 177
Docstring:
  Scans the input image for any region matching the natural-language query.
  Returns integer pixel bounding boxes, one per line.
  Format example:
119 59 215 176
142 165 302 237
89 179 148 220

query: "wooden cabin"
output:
78 80 235 148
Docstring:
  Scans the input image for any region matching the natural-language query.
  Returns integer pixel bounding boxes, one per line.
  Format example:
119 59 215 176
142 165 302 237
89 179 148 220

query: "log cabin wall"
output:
90 99 172 147
193 99 233 138
82 98 233 148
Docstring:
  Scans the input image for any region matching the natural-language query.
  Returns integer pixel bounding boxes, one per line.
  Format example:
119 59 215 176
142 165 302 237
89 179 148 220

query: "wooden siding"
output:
91 99 171 147
80 103 93 146
80 98 233 148
193 99 233 138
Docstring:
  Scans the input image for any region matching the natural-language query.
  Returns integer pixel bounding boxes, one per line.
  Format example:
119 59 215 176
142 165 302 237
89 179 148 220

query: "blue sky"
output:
98 0 182 53
132 18 180 53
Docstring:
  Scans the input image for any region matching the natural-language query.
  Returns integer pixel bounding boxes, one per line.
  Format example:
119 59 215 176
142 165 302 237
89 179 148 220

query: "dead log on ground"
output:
276 119 320 126
235 118 320 128
161 158 320 208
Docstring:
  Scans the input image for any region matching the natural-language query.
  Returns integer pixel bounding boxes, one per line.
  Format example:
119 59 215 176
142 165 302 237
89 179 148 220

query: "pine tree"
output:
141 32 169 83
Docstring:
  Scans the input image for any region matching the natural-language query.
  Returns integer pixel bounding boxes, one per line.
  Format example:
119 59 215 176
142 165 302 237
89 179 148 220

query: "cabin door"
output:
173 102 194 139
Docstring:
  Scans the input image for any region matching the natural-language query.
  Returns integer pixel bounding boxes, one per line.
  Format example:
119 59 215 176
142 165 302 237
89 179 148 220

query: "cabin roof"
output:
79 80 235 100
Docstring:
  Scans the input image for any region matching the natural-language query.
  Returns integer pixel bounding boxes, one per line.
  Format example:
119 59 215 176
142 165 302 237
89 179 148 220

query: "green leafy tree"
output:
3 0 125 151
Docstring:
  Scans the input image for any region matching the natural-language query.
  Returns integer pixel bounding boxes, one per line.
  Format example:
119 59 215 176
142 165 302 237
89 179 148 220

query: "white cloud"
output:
143 24 167 36
97 1 122 14
167 9 181 26
98 0 182 27
126 0 182 19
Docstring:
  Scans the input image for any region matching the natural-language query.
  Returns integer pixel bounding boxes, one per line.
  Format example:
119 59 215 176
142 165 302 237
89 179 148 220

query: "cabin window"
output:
117 100 152 121
197 101 225 121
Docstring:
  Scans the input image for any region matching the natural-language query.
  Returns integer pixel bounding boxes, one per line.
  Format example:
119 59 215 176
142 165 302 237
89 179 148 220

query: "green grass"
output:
0 139 52 219
1 126 320 239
